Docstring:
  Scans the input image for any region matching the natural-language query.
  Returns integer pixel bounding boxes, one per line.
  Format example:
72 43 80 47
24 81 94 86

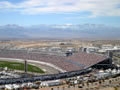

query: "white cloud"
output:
0 0 120 16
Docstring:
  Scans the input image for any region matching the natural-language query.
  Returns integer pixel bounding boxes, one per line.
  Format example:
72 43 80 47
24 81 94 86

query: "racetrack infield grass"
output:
0 60 44 73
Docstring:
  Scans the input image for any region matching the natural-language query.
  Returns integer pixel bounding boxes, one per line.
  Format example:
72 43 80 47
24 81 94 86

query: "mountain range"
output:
0 24 120 40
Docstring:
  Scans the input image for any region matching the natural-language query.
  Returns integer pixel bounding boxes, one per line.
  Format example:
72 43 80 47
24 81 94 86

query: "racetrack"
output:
0 58 64 74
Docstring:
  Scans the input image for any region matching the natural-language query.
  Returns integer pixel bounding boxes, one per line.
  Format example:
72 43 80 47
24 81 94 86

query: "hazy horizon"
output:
0 24 120 40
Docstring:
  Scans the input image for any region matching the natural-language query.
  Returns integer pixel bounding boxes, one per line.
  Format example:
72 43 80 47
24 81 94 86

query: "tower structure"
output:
108 51 113 65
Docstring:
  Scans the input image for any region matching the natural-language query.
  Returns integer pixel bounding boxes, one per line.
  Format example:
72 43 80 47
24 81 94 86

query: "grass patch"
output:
0 60 44 73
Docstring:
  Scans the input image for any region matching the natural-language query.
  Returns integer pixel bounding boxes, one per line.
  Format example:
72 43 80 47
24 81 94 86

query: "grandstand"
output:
0 49 111 71
0 49 112 84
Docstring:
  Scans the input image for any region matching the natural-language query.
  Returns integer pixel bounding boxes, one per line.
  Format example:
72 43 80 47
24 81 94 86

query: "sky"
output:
0 0 120 27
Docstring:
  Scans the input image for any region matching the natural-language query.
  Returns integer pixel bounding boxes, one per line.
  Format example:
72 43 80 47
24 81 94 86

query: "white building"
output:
81 46 99 53
40 80 62 87
86 47 99 53
101 44 113 50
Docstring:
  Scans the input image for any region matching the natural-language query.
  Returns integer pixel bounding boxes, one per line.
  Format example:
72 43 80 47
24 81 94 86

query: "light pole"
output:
24 59 27 73
24 50 29 73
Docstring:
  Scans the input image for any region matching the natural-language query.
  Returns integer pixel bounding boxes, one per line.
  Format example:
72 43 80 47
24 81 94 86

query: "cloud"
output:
0 0 120 16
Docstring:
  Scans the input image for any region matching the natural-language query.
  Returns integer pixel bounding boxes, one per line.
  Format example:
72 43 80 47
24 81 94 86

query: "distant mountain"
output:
0 24 26 39
0 24 120 39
